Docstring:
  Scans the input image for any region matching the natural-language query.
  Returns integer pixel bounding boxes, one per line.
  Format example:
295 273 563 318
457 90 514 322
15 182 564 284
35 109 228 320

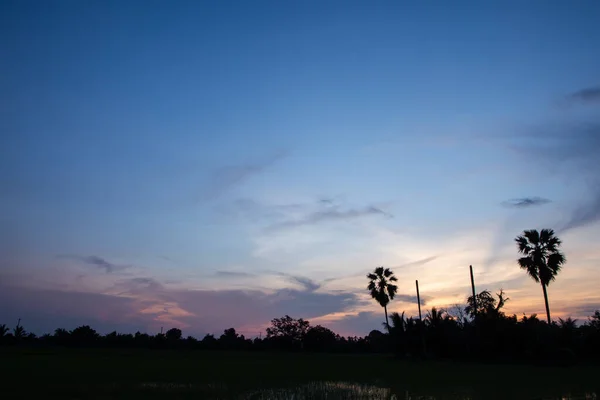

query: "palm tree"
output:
367 266 398 331
425 307 447 328
515 228 566 324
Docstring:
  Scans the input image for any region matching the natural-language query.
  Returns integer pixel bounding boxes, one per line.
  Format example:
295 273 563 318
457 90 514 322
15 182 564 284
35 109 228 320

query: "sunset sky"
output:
2 0 600 338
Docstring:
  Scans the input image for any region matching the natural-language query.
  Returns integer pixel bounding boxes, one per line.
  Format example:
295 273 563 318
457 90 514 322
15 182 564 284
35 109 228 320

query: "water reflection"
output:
136 381 597 400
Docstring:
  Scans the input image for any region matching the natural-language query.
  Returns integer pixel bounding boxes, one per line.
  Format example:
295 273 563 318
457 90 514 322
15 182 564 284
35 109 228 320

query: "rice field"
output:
1 348 598 399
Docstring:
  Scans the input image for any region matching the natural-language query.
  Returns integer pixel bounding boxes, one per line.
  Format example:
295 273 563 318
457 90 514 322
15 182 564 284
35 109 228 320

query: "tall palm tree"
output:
367 266 398 331
515 228 566 324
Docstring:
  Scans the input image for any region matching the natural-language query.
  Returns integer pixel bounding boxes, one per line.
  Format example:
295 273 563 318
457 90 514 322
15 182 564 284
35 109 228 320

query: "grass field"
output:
1 348 598 399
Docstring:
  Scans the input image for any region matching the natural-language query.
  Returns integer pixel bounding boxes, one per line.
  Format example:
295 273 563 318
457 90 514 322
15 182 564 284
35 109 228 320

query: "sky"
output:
1 0 600 338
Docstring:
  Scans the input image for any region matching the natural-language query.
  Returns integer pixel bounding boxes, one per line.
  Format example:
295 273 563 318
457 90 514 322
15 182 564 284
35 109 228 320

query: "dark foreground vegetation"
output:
1 348 599 399
2 305 600 366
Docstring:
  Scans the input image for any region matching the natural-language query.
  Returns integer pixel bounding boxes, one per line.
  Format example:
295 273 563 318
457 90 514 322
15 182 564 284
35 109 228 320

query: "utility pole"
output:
415 280 422 321
469 265 477 316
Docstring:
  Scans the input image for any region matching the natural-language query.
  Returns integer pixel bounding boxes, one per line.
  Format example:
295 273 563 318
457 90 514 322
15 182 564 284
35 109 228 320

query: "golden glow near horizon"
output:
2 220 599 335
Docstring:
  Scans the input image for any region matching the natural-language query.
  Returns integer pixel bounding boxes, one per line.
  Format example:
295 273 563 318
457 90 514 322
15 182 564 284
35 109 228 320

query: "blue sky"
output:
2 0 600 337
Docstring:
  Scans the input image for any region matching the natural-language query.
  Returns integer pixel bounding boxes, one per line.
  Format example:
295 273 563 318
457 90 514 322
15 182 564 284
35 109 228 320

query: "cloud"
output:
394 293 428 306
546 122 600 233
199 150 287 201
553 302 600 321
0 274 362 337
567 86 600 105
508 108 600 232
501 197 551 208
120 277 165 292
266 205 393 232
392 255 438 270
0 284 148 335
214 270 256 278
272 272 321 292
56 254 129 273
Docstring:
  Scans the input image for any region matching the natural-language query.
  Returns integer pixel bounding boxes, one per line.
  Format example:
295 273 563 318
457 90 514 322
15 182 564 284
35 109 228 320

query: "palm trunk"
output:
384 305 389 332
542 282 551 324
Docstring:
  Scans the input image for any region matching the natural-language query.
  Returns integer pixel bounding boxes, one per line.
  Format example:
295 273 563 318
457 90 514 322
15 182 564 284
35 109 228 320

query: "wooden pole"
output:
415 280 422 321
416 280 426 357
470 265 477 316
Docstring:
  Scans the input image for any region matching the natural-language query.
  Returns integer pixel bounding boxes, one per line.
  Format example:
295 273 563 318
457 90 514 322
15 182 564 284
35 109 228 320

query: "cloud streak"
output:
199 150 287 201
567 86 600 105
392 256 438 270
57 255 130 274
274 272 321 292
501 197 551 208
507 87 600 233
214 270 256 278
266 205 393 232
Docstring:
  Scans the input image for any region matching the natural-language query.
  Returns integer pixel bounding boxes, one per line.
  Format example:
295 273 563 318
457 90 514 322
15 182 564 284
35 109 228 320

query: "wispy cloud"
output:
266 205 393 232
57 255 130 274
214 270 256 278
394 294 428 305
507 86 600 232
501 197 551 208
392 255 438 270
567 86 600 105
199 150 287 201
548 121 600 232
279 273 321 292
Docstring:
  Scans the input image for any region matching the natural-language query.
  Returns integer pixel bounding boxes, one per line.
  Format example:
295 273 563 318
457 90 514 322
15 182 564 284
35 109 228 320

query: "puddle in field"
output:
135 381 598 400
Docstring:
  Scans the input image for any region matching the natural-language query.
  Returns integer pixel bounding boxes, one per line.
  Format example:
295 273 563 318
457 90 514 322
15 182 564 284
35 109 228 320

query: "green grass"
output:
1 348 598 399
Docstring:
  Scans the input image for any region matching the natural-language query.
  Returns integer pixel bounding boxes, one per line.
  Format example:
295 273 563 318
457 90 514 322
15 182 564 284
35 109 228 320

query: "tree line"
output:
2 228 599 364
2 307 599 365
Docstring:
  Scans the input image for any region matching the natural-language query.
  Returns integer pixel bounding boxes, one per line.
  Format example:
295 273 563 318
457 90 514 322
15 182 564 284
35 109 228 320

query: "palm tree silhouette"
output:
515 228 566 324
425 307 447 328
367 266 398 331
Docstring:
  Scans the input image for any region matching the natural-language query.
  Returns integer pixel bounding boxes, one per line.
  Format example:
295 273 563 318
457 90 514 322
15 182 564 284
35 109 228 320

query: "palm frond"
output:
515 235 531 254
518 256 539 282
547 252 565 273
524 229 540 245
387 284 398 299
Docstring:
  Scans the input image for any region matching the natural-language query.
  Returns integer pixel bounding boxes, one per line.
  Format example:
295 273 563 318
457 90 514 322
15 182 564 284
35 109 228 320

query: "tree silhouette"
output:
367 266 398 331
516 229 566 324
166 328 182 341
266 315 310 349
465 289 509 319
587 310 600 330
304 325 338 351
425 307 447 328
13 325 26 339
0 324 8 338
